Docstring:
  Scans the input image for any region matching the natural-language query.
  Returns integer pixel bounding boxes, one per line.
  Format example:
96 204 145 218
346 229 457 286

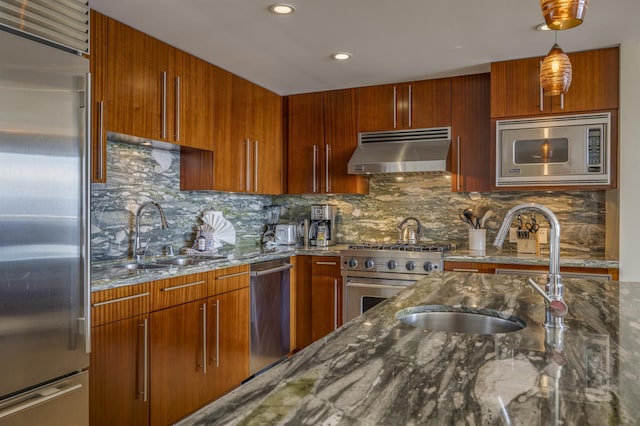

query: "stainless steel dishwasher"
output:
250 258 292 375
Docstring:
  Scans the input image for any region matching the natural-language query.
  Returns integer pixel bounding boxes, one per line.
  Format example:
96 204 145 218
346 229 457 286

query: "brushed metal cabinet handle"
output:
408 84 412 128
175 76 180 141
539 61 544 112
97 100 104 180
245 139 251 192
92 292 150 307
452 268 480 272
214 300 220 367
138 318 149 402
393 86 397 129
200 303 207 374
254 140 259 192
313 145 318 193
457 136 461 191
325 144 331 193
315 261 337 266
333 279 338 330
161 71 167 138
160 280 206 292
216 271 249 280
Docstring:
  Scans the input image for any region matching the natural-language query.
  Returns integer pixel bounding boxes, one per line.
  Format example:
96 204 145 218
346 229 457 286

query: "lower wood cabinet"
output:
90 314 150 426
310 256 342 342
90 265 250 426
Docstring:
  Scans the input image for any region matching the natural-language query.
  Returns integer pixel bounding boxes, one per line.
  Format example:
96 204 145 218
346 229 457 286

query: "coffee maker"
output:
309 204 337 246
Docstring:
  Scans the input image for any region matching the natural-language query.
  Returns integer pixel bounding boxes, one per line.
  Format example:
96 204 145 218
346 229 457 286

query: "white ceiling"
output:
90 0 640 96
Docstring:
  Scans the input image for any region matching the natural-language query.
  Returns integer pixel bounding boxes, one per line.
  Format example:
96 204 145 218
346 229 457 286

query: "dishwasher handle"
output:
250 263 293 277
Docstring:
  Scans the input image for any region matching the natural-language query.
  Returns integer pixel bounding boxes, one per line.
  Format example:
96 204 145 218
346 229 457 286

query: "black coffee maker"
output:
309 204 337 246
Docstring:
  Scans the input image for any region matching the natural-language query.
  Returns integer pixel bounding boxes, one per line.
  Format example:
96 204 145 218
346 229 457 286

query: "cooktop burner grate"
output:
347 243 453 253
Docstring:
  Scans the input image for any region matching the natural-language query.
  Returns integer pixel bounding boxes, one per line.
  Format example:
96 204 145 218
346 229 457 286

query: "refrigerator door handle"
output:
82 72 92 354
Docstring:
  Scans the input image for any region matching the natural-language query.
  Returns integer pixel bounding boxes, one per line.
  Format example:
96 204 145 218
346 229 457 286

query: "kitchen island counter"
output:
178 272 638 425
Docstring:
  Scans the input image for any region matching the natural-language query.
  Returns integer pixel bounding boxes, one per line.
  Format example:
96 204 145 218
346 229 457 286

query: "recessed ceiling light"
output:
536 23 551 31
269 3 295 15
331 52 352 61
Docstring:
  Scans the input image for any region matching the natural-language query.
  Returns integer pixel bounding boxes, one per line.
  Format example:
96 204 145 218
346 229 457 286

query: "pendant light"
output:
540 33 572 96
540 0 588 30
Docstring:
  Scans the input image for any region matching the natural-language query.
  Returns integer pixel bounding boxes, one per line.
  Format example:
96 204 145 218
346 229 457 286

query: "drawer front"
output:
91 283 150 326
311 256 340 276
150 272 213 311
213 264 250 295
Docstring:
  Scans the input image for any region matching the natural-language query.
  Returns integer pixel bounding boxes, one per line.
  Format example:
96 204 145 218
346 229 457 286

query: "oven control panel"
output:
340 250 443 275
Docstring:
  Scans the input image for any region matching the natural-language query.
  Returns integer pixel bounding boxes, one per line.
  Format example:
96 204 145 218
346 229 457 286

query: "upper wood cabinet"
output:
91 13 216 155
450 73 491 192
286 89 368 194
177 65 282 194
357 78 451 132
90 10 108 183
491 47 619 118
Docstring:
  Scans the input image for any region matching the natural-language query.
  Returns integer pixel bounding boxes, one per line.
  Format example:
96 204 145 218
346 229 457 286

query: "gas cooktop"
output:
347 243 454 253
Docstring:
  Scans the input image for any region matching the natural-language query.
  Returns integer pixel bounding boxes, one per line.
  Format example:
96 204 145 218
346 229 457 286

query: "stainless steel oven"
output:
341 244 450 322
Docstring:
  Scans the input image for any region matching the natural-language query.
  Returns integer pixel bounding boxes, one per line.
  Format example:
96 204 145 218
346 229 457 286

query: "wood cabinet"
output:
310 256 342 341
444 261 619 280
89 284 150 426
90 10 108 183
182 74 283 194
357 79 451 132
490 47 619 118
286 89 368 194
90 265 251 426
450 73 491 192
292 255 313 351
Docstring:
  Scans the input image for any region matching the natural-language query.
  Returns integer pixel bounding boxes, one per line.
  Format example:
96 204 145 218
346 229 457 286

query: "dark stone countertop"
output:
177 272 639 425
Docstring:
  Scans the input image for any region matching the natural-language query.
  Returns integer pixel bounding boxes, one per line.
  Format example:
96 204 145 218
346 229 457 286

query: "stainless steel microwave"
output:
496 113 611 187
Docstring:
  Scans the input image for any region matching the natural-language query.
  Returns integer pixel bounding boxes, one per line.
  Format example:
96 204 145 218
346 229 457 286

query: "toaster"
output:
275 224 297 245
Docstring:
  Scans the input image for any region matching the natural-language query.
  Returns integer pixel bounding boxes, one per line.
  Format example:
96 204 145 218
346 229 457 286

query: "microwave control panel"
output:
587 127 603 173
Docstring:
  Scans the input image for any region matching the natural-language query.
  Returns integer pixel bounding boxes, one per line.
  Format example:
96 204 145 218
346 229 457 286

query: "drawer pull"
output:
161 280 206 292
315 261 337 266
216 271 249 280
92 292 150 307
452 268 480 273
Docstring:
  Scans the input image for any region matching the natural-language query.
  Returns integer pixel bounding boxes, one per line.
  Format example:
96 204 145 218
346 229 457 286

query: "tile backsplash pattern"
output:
91 139 606 262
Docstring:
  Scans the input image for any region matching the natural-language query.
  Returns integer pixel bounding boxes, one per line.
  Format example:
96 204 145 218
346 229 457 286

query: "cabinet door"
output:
90 315 149 426
286 92 324 194
293 256 312 351
206 288 250 400
357 83 398 132
552 47 619 113
252 85 283 194
451 74 491 192
324 89 368 194
150 300 206 426
174 50 214 150
491 57 551 118
90 10 108 183
106 18 172 141
311 257 342 341
409 78 452 129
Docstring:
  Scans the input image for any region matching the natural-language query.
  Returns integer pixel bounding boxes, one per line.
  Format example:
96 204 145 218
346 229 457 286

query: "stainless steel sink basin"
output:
396 306 526 334
155 256 227 266
121 262 172 271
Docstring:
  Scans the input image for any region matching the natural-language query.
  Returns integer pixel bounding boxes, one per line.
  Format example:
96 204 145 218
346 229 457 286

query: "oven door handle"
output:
345 282 409 290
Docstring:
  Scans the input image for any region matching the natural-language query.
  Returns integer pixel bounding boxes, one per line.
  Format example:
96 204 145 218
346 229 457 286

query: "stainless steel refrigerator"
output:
0 29 90 425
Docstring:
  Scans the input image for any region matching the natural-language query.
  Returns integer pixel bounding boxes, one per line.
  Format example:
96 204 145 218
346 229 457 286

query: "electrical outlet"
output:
537 228 548 244
509 227 518 243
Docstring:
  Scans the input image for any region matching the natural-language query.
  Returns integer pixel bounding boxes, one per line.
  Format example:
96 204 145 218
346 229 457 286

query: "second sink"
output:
396 305 526 334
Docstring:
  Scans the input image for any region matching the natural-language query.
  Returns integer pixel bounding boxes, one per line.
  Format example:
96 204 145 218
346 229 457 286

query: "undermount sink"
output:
121 262 172 271
396 305 526 334
155 255 227 266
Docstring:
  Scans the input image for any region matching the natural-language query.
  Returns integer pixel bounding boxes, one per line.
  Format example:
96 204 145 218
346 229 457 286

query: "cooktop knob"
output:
405 261 415 271
364 259 375 269
423 262 436 272
347 258 358 268
387 260 397 270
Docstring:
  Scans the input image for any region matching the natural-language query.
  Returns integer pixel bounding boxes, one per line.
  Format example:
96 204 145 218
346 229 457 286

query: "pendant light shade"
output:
540 0 588 30
540 43 572 96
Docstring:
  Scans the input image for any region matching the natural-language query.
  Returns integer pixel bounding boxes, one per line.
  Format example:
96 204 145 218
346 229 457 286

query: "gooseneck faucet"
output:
493 203 567 328
134 201 169 262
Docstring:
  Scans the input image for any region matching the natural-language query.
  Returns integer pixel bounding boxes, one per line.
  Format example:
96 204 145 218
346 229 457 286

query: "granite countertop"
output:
90 244 348 292
178 272 639 425
445 247 619 269
91 243 618 292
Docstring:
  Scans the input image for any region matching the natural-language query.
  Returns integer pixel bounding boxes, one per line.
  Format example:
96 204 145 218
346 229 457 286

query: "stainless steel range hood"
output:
348 127 451 174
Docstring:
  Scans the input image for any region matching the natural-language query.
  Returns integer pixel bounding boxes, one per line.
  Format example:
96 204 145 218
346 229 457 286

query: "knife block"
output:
516 235 540 254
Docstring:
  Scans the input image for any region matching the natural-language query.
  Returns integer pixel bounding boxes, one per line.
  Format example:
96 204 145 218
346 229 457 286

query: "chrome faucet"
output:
134 201 169 262
493 203 567 328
